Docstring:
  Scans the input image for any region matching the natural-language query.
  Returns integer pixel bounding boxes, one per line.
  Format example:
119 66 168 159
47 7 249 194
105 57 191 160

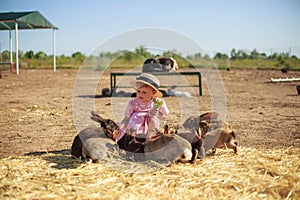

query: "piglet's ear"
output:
91 111 106 122
90 116 99 123
197 127 204 139
113 130 120 141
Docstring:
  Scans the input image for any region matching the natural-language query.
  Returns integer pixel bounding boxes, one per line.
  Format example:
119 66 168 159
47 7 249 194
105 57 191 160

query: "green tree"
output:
214 52 229 59
250 49 259 60
237 50 248 59
260 53 267 59
276 53 292 69
99 51 113 58
123 51 134 61
230 49 237 60
24 50 34 59
194 53 202 59
203 54 211 60
1 50 10 60
34 51 47 59
72 52 86 63
134 46 151 58
290 55 298 60
268 52 278 60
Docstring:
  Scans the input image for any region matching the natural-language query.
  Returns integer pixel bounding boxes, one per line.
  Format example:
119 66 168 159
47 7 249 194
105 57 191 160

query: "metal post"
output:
198 72 202 96
110 73 113 96
9 30 13 64
15 22 19 74
52 29 56 72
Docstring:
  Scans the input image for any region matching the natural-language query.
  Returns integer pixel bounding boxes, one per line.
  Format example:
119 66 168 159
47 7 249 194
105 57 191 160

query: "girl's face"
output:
136 84 156 102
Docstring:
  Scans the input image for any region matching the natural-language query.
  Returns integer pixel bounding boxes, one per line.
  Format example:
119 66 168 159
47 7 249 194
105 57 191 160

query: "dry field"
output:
0 68 299 199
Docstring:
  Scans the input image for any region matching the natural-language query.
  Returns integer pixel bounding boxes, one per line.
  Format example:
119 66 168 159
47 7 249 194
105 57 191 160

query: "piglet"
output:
203 128 238 154
71 127 109 159
82 137 119 163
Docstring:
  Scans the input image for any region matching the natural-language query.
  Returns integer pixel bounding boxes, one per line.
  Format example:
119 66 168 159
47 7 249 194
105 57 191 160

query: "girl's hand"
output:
153 98 163 109
149 108 159 117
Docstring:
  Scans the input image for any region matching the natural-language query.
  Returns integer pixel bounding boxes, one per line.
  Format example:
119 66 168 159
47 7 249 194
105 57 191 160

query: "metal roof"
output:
0 11 58 30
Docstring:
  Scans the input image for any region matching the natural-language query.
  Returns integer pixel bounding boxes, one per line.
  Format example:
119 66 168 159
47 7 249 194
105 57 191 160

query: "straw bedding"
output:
1 147 299 199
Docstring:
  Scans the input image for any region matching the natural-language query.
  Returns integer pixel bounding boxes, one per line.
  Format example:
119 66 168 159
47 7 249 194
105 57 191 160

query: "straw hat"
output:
131 73 163 97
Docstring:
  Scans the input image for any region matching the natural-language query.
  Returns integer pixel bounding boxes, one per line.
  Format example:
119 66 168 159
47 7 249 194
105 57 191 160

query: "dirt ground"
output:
0 68 299 159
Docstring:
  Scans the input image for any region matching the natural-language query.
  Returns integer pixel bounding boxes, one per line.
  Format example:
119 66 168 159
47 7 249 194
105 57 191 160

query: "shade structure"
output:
0 11 58 74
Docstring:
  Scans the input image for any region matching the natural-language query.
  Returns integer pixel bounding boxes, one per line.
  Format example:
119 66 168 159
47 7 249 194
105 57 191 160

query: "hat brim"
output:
130 80 163 98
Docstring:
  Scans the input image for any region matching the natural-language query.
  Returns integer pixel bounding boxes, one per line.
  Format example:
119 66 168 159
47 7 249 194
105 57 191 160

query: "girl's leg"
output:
146 116 160 142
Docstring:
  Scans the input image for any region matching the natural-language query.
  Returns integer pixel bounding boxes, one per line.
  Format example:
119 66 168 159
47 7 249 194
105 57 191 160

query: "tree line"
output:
0 46 299 70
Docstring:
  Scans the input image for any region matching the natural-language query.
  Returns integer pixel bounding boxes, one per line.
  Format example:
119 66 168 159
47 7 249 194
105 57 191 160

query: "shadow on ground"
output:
24 149 83 169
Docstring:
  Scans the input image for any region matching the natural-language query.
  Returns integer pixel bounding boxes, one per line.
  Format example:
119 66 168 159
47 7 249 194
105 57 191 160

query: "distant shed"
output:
0 11 58 74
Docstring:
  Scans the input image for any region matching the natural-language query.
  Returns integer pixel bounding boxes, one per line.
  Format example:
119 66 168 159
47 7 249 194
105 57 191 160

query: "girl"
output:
116 73 169 142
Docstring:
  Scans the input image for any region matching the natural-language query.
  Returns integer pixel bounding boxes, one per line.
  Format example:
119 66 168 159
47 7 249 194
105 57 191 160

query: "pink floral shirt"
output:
117 97 169 141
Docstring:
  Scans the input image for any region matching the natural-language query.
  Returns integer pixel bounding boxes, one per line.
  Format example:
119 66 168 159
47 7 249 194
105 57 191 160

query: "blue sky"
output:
0 0 300 57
